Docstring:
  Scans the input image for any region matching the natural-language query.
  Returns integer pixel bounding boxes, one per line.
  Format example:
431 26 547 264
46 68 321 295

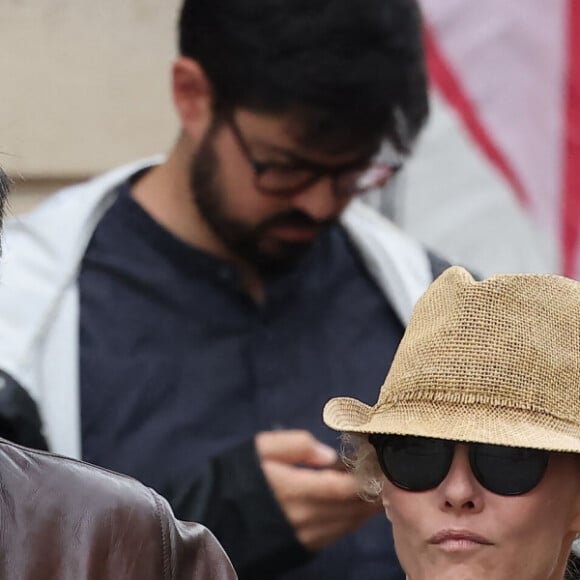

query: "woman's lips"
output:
428 529 493 552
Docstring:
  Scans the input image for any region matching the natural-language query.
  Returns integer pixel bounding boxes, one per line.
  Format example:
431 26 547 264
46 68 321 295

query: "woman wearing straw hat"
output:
324 266 580 580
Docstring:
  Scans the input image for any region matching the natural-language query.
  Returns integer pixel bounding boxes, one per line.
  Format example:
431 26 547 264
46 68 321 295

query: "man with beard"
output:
0 1 443 578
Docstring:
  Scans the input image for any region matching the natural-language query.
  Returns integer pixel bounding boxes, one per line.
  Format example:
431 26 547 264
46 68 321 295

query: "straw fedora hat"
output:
323 266 580 453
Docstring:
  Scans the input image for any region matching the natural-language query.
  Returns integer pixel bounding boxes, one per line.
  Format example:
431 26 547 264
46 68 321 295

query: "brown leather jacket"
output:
0 438 237 579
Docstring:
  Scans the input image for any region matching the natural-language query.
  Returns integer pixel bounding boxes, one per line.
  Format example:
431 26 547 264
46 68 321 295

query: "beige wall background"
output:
1 1 182 212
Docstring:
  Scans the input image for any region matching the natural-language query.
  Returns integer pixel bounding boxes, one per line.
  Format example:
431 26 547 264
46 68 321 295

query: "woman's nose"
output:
437 444 485 513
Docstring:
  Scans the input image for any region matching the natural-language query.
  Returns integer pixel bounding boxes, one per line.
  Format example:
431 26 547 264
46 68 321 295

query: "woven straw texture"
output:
323 266 580 453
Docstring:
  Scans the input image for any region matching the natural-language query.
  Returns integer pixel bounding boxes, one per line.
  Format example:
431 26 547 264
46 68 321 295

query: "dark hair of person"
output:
178 0 429 156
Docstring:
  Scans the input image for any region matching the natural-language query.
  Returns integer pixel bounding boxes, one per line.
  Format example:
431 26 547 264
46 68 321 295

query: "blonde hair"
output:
340 433 384 501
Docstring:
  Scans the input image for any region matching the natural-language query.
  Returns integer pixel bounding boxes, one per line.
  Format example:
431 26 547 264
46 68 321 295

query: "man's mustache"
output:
259 211 335 231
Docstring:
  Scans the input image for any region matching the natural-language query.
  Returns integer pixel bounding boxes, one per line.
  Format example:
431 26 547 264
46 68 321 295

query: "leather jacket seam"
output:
151 490 172 579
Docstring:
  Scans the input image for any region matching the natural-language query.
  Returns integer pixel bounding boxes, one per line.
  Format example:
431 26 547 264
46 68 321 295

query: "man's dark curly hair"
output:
178 0 429 156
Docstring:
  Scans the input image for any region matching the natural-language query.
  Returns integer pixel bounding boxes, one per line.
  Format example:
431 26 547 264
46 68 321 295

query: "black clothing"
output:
78 182 407 579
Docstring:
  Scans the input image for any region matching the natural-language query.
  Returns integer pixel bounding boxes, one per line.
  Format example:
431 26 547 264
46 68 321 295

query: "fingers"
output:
262 460 363 503
255 430 381 552
261 462 381 552
256 430 337 468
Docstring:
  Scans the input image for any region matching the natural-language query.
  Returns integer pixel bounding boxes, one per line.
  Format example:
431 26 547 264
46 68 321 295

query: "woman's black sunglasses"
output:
369 434 549 496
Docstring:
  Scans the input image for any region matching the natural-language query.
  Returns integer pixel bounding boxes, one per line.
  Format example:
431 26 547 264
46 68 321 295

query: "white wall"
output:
0 0 181 187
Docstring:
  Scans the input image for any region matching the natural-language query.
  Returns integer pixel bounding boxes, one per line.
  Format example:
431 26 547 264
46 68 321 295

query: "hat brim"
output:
323 397 580 454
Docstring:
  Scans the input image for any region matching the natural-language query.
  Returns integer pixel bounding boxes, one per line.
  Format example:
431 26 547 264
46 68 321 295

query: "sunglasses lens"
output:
471 444 549 495
374 435 452 492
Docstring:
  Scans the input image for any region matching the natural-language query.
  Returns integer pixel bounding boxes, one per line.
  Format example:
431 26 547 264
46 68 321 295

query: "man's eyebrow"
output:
250 139 308 163
251 139 376 169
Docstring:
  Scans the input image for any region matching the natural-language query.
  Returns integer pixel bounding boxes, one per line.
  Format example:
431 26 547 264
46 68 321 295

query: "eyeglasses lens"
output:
258 166 317 193
257 163 400 198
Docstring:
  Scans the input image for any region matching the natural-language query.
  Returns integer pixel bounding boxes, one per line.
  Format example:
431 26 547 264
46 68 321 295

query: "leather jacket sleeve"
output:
153 492 238 580
0 439 237 580
171 439 313 579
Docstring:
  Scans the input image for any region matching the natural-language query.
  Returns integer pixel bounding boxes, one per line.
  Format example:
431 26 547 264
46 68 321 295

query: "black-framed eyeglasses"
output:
369 434 549 496
226 115 402 198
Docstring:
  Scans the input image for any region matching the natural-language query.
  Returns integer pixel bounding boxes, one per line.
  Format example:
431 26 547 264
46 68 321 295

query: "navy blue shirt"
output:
79 180 406 580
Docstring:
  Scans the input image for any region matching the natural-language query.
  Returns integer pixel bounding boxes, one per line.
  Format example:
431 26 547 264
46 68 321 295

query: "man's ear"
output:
172 57 213 140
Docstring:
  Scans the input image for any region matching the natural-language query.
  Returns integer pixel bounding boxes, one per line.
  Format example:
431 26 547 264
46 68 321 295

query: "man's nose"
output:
289 176 343 222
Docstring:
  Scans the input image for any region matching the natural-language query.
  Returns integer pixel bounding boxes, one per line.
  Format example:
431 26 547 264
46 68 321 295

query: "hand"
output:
255 430 381 552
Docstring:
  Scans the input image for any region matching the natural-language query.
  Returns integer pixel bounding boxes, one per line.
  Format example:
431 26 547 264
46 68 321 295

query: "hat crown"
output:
378 267 580 424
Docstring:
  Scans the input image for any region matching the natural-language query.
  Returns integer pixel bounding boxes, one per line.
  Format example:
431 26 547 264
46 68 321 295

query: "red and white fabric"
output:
394 1 579 277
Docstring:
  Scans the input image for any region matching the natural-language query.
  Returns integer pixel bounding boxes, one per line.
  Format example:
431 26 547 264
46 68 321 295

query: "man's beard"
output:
189 124 336 274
